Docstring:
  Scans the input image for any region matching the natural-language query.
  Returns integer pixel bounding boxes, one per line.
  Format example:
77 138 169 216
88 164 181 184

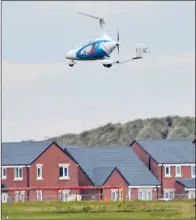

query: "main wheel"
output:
69 64 74 67
103 64 112 68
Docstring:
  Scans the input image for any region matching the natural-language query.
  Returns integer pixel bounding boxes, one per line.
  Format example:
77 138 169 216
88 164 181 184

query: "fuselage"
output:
65 36 118 61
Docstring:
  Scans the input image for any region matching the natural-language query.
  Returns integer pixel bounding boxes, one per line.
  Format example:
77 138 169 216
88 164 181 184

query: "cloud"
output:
2 51 195 141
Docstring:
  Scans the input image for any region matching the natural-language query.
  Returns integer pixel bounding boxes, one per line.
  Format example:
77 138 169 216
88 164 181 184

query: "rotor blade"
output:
77 12 105 23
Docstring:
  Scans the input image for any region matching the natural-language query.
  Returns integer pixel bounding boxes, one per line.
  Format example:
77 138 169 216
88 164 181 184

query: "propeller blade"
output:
117 29 119 42
117 29 120 55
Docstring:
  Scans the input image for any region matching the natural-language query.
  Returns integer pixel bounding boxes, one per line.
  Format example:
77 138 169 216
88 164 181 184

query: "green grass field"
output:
2 200 196 219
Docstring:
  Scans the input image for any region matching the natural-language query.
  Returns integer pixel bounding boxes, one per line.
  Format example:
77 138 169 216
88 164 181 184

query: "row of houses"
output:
1 138 195 202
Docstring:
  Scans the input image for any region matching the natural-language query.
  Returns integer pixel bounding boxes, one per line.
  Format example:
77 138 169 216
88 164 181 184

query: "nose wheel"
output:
68 60 76 67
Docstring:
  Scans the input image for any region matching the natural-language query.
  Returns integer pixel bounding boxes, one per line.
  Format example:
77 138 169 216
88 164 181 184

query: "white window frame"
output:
175 165 181 177
1 192 8 203
1 168 7 179
165 165 171 177
164 190 175 200
14 167 23 180
59 190 70 202
110 189 119 201
191 165 195 178
138 189 152 201
36 164 43 180
15 191 25 202
36 190 43 201
59 164 70 180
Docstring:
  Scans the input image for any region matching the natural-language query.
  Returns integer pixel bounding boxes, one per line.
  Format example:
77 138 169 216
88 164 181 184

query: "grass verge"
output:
2 200 196 219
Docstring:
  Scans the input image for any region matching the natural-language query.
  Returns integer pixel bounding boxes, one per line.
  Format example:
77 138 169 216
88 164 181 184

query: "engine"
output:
101 59 113 68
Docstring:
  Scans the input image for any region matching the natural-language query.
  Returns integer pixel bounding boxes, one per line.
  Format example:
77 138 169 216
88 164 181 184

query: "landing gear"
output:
68 60 76 67
103 64 112 68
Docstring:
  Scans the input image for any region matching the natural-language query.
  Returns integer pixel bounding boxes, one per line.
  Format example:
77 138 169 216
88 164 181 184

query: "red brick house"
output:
130 139 195 200
2 142 160 202
1 141 80 202
65 146 160 201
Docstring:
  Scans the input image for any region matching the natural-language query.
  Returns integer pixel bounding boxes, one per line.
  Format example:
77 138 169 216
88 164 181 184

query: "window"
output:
15 191 25 202
164 190 175 200
14 167 23 180
36 190 43 201
138 190 152 201
1 168 6 179
59 190 69 202
165 166 171 177
175 165 181 177
191 165 195 178
59 164 70 180
36 164 43 180
2 192 8 203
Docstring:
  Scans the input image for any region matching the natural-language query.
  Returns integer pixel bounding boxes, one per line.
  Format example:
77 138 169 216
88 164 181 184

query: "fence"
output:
2 189 195 203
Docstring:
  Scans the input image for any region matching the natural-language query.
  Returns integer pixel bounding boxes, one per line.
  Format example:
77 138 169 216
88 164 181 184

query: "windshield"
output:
73 41 93 49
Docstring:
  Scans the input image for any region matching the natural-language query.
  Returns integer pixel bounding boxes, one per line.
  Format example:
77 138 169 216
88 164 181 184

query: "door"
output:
128 189 132 200
2 193 8 203
36 190 43 201
111 190 118 201
188 191 195 199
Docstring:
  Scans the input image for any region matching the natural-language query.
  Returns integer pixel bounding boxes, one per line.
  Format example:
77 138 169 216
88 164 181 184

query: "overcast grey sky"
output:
2 1 195 142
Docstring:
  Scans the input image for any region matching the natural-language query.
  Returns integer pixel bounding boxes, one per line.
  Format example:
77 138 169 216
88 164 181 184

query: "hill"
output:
48 116 195 147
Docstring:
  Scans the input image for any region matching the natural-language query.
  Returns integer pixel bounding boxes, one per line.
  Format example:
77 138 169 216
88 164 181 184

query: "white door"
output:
111 190 118 201
128 189 132 200
2 193 8 203
188 191 195 199
36 190 43 201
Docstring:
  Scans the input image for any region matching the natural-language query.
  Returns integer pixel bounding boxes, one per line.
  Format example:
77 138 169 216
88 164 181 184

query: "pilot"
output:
89 44 96 55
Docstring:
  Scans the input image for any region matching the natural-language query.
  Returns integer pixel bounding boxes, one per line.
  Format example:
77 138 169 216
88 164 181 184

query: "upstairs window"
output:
191 165 195 178
1 168 7 179
175 165 181 177
14 167 23 180
165 166 171 177
36 164 43 180
59 164 69 180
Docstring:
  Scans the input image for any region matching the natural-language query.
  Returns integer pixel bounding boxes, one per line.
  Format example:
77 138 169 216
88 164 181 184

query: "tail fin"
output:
135 43 148 58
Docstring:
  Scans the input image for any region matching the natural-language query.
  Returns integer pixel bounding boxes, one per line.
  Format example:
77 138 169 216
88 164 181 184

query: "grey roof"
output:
65 146 160 186
134 139 195 164
176 178 196 189
2 141 55 165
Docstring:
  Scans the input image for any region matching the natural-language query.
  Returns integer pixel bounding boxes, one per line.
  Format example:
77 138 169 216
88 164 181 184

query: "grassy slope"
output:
46 116 195 146
2 200 196 219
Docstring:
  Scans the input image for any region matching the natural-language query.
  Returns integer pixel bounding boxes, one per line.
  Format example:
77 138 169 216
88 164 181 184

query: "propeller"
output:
116 29 121 55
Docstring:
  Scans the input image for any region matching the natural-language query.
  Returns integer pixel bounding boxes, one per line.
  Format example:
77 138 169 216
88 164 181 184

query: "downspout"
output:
26 165 30 201
76 164 79 201
148 157 151 170
160 164 164 197
156 185 158 199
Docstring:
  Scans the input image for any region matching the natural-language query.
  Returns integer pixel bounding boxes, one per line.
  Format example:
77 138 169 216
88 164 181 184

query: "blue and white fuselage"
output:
65 35 118 62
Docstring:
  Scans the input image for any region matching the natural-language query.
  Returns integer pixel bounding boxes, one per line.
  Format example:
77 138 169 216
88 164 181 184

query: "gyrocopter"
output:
65 12 149 68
